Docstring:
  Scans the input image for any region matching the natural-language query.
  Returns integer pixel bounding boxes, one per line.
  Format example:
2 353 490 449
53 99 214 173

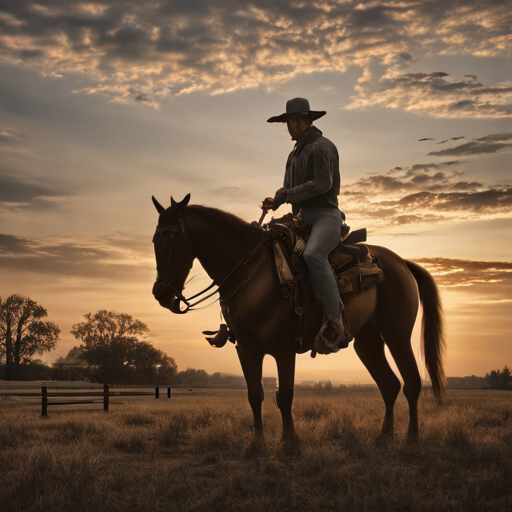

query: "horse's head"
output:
151 194 195 314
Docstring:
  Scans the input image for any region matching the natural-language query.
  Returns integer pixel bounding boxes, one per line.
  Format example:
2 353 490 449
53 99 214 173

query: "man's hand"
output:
258 197 274 226
261 197 274 210
272 188 287 210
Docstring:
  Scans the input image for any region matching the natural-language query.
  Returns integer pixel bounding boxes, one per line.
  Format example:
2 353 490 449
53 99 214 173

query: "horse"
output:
151 194 446 450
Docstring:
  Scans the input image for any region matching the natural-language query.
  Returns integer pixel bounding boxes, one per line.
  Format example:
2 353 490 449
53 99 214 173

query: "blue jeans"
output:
301 208 342 321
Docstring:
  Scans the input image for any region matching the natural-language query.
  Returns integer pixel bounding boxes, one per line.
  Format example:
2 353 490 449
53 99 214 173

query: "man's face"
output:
286 116 309 139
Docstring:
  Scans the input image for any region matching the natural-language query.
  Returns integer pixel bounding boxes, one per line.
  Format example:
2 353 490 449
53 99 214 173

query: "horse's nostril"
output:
152 282 167 299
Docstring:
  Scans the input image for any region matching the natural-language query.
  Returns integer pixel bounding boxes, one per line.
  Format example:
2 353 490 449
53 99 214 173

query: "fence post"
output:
167 387 171 398
155 386 159 399
41 385 47 416
103 383 109 412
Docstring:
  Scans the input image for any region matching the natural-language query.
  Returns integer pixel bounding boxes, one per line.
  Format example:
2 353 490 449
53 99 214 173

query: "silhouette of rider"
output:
266 98 351 350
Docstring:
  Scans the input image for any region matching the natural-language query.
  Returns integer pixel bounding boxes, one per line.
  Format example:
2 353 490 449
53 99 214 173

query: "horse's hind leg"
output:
386 340 422 442
354 321 401 442
236 345 265 441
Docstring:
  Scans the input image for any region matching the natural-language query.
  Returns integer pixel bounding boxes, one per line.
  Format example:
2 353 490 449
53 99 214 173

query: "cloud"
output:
347 161 471 195
474 133 512 142
0 1 510 104
0 130 18 146
368 212 447 225
0 128 73 211
419 136 465 144
342 160 511 227
435 137 465 144
0 234 33 254
398 188 512 213
0 232 153 281
345 72 512 118
0 173 68 208
428 137 512 156
412 258 512 288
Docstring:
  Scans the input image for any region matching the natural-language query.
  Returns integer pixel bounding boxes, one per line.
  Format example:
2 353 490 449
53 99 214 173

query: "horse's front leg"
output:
275 350 301 454
236 344 265 443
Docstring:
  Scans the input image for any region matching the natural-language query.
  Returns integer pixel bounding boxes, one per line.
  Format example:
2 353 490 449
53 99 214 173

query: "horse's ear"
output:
180 194 191 208
170 196 177 208
152 196 165 214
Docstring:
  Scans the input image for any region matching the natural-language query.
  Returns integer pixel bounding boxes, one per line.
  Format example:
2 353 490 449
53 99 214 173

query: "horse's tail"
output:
405 260 446 404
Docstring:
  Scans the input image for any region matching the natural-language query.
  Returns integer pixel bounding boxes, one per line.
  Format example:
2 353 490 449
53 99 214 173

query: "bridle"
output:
153 217 217 314
153 216 268 314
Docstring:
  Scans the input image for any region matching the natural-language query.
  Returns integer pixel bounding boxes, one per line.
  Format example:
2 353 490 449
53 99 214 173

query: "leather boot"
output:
320 305 352 350
338 304 352 348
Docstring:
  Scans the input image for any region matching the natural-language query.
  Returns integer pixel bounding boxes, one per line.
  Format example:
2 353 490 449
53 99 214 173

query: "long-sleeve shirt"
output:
282 126 340 215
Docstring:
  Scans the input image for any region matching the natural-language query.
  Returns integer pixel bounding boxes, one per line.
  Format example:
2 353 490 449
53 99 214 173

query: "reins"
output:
153 216 268 313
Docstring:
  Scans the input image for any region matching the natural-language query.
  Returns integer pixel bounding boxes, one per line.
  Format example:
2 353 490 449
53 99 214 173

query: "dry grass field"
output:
1 387 510 512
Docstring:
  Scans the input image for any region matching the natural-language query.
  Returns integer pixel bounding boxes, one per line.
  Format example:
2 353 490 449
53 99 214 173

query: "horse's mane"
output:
186 205 263 240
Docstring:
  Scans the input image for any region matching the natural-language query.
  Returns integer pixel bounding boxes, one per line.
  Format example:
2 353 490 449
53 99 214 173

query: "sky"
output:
0 0 511 383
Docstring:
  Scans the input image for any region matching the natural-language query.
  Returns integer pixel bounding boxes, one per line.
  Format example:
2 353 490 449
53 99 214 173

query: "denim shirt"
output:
283 126 340 215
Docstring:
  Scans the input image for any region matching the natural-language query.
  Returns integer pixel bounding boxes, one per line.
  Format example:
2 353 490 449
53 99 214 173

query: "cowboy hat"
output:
267 97 326 123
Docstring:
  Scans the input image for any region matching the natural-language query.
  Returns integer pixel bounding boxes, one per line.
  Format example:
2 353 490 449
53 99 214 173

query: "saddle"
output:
203 213 385 352
268 213 385 297
266 213 385 356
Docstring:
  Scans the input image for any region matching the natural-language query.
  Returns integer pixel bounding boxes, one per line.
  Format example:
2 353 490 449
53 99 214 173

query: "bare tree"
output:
0 294 60 380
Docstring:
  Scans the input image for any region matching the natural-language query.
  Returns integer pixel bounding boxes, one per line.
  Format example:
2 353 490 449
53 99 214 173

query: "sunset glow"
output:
1 0 510 382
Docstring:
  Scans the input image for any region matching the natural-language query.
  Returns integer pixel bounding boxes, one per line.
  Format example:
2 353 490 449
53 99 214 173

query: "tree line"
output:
2 294 511 389
485 366 511 390
0 294 268 386
0 295 176 384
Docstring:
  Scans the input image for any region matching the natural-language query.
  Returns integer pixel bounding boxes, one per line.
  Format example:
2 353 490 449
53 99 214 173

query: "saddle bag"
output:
335 256 385 294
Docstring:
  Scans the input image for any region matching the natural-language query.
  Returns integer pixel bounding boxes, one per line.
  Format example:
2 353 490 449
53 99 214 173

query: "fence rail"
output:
0 384 172 416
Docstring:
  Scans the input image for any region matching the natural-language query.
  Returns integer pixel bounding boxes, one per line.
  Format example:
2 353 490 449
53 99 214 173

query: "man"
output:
266 97 351 350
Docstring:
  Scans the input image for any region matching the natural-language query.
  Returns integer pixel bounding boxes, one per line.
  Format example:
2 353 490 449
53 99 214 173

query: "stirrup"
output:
318 313 352 351
314 328 341 354
202 324 234 348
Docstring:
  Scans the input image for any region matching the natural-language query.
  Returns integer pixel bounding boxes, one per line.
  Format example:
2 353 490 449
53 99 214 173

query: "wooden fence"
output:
0 384 172 416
